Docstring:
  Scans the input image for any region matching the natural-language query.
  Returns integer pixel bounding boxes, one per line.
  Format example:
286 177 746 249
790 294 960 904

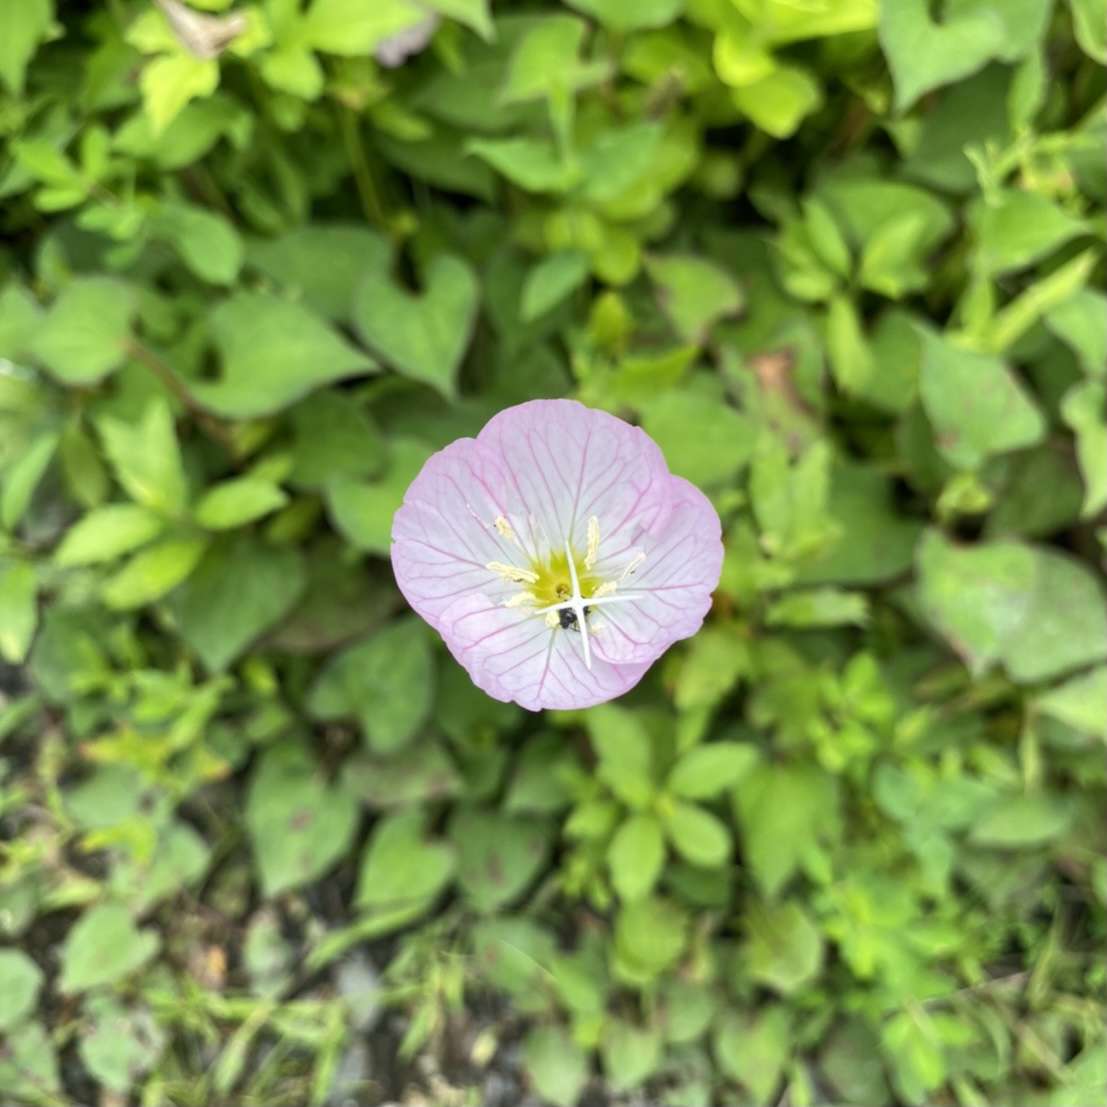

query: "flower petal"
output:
591 476 723 666
439 592 650 711
476 398 674 552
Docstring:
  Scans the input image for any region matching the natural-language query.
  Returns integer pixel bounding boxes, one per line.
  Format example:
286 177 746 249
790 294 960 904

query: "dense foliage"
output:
1 1 1106 1104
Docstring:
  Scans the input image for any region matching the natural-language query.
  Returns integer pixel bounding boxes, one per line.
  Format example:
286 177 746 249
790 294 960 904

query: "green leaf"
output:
167 535 306 671
664 800 730 867
1071 0 1107 62
608 813 665 901
744 899 823 994
0 949 42 1030
661 978 717 1044
733 762 839 898
641 390 753 487
602 1019 662 1093
1062 381 1107 517
101 536 208 610
521 251 591 321
879 0 1006 109
97 399 189 517
467 136 580 192
245 741 359 897
27 277 135 385
303 0 421 54
971 190 1088 276
450 809 552 913
673 625 750 711
195 291 378 418
308 619 434 752
614 895 688 981
522 1026 589 1107
882 1010 947 1106
566 0 682 32
194 478 289 530
668 741 758 799
714 1006 792 1102
587 704 655 808
1047 289 1107 378
766 586 869 628
918 329 1045 469
0 1021 60 1098
646 254 743 343
55 504 164 568
58 904 159 994
731 64 822 139
151 200 244 285
355 810 454 926
0 559 37 664
352 239 479 400
1035 667 1107 741
79 997 165 1094
0 0 53 94
916 530 1037 675
325 436 433 555
140 52 219 135
289 391 387 488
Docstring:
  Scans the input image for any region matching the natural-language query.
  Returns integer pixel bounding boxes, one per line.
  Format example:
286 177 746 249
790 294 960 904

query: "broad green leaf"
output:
588 704 655 808
521 251 590 321
0 1021 60 1098
289 391 387 488
646 254 743 343
672 625 750 711
731 64 822 138
714 1006 792 1102
614 895 688 981
608 813 665 901
971 190 1088 276
566 0 683 32
1070 0 1107 62
168 536 305 671
78 997 165 1095
352 238 478 399
733 762 839 898
766 586 868 628
879 0 1006 109
882 1009 946 1105
449 809 552 913
642 390 753 486
0 948 42 1030
0 559 36 664
918 329 1045 469
1062 381 1107 517
58 904 159 993
325 437 434 555
308 619 434 752
341 743 462 809
662 978 717 1044
916 530 1037 675
303 0 421 54
0 0 53 94
151 200 243 285
140 52 219 135
1035 667 1107 741
1047 289 1107 378
1 431 56 531
97 399 188 517
101 537 208 610
744 899 823 994
27 277 135 385
664 800 730 867
245 741 359 897
668 741 757 799
195 292 377 418
55 504 163 568
523 1026 589 1107
602 1019 662 1093
970 793 1074 848
194 478 288 530
355 810 454 925
467 136 580 192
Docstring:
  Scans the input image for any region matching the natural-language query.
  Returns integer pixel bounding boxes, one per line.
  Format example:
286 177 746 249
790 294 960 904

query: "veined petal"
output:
439 592 651 711
476 398 674 553
590 476 723 666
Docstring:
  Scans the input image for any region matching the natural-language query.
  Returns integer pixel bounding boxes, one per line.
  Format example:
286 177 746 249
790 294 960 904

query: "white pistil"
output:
563 538 592 671
487 561 539 585
585 515 600 570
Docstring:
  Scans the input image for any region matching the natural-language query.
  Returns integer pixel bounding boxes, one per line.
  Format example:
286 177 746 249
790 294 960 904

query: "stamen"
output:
503 591 536 608
619 551 646 581
585 516 600 570
494 515 523 549
487 561 539 585
591 581 617 599
563 538 592 671
544 610 559 628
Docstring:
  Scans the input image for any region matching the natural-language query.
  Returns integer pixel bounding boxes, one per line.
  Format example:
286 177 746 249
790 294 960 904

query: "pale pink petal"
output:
590 476 724 667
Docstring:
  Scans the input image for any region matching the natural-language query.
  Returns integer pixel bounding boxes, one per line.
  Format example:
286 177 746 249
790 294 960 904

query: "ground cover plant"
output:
1 1 1106 1104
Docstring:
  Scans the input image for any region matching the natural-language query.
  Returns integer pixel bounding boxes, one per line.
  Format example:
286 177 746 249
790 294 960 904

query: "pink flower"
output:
391 399 723 710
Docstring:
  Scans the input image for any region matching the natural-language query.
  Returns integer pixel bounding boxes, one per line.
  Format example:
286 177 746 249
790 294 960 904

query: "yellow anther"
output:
591 580 617 599
585 516 600 570
544 610 560 628
503 591 536 608
494 515 521 547
487 561 539 585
